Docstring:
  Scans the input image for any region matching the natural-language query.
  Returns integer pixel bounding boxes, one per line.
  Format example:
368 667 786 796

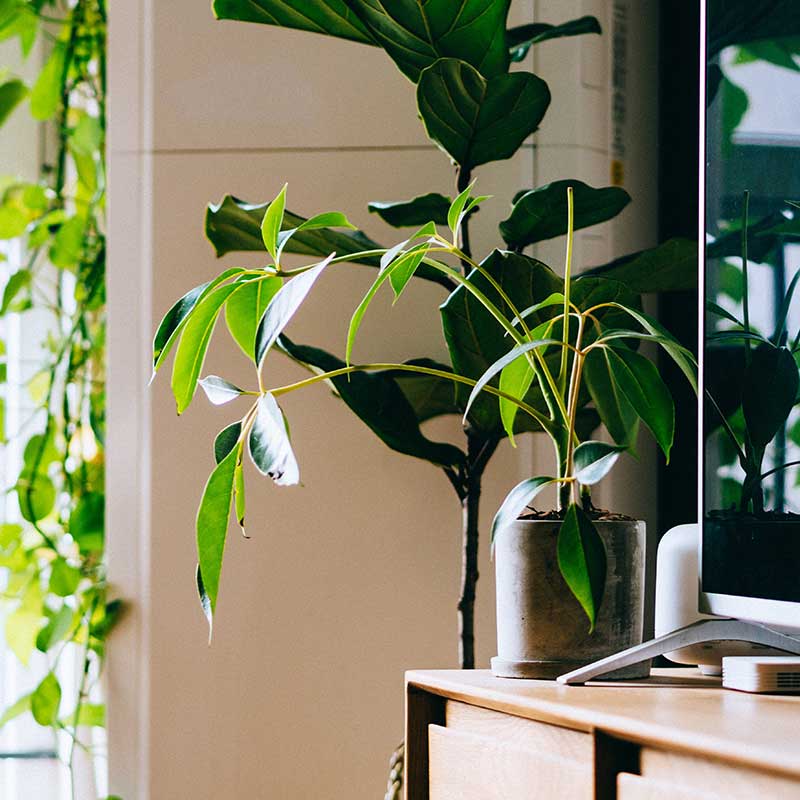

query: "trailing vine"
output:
0 2 119 798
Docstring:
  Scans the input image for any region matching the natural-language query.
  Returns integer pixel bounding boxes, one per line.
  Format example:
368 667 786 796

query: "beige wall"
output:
106 2 658 798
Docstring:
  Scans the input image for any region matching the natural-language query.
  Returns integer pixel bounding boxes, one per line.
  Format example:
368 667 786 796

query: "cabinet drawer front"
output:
428 724 592 800
618 773 720 800
640 749 800 800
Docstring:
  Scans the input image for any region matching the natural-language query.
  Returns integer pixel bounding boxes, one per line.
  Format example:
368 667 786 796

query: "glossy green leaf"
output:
255 253 334 367
212 0 375 45
49 558 81 597
171 282 245 414
499 354 534 446
448 181 476 236
417 59 550 170
500 180 630 249
385 359 461 422
742 344 799 448
69 492 105 553
491 476 557 543
60 703 105 729
199 376 246 406
0 206 27 239
606 347 675 460
573 441 627 485
261 183 287 263
0 78 27 126
368 193 451 227
248 393 299 486
152 267 245 375
587 238 699 293
49 216 85 269
584 348 640 450
508 16 602 61
214 421 242 464
389 243 430 302
706 300 742 327
196 444 238 625
30 43 64 120
275 211 356 263
557 504 606 632
36 605 74 652
224 275 281 360
279 337 465 467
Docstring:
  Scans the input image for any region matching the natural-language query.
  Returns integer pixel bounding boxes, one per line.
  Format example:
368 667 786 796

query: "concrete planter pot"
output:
491 518 647 680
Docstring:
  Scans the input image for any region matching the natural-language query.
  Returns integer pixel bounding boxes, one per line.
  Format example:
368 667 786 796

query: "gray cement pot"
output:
491 518 647 680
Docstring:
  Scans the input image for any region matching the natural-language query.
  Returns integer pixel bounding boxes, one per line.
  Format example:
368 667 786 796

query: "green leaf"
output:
30 43 65 120
214 422 242 464
69 492 105 553
224 275 281 361
499 355 535 446
584 349 639 449
368 193 451 228
279 337 465 467
573 441 627 485
261 183 287 263
0 694 31 730
17 471 56 522
255 254 334 368
60 703 105 729
196 444 239 625
212 0 375 45
234 460 246 533
0 269 31 312
0 78 27 126
500 180 631 250
440 250 562 433
388 243 430 302
508 16 602 61
49 558 81 597
606 347 675 460
276 211 356 263
742 344 799 448
384 359 461 422
417 59 550 170
49 216 85 269
0 205 27 239
36 605 74 652
718 76 748 154
152 267 246 375
491 476 557 543
448 181 476 236
5 579 43 665
557 504 606 632
31 672 61 726
171 282 245 414
463 338 560 427
707 301 742 327
199 376 245 406
248 392 299 486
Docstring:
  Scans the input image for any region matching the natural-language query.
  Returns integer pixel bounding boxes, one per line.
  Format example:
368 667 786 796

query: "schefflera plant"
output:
153 183 695 633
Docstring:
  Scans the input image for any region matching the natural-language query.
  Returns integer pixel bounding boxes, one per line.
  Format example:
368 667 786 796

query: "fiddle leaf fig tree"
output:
156 2 699 672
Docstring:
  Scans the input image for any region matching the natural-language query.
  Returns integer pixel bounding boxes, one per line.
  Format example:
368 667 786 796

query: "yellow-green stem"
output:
559 186 575 395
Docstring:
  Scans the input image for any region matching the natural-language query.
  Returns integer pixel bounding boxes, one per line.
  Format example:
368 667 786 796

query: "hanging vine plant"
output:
0 2 120 798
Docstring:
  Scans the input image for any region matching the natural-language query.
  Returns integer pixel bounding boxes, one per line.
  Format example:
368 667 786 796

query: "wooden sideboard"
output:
405 669 800 800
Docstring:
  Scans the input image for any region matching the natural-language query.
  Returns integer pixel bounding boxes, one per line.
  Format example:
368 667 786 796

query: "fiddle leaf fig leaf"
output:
606 347 675 460
557 504 606 632
248 392 300 486
196 443 239 630
224 275 281 361
742 344 799 448
212 0 376 45
171 281 246 414
368 193 451 228
491 476 557 544
508 16 602 62
255 253 334 368
500 180 631 249
199 376 246 406
573 441 627 485
261 183 287 263
278 337 465 467
152 267 246 376
417 59 551 170
30 672 61 726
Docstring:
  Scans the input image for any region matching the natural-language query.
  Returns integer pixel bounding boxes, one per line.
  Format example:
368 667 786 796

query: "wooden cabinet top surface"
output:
406 669 800 779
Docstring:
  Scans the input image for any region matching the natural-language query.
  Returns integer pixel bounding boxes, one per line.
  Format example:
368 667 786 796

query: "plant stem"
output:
456 167 473 268
741 190 751 367
457 434 498 669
